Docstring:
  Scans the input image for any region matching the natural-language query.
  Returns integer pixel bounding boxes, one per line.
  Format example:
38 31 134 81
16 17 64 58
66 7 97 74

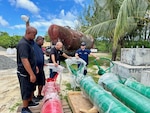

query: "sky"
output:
0 0 91 36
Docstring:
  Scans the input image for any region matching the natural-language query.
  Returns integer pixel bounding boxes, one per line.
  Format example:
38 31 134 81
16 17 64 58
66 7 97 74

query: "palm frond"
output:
113 0 149 47
84 19 116 38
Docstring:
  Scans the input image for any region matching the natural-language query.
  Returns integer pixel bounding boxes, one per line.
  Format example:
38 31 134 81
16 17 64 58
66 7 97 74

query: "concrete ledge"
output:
141 71 150 86
111 61 150 81
121 48 150 66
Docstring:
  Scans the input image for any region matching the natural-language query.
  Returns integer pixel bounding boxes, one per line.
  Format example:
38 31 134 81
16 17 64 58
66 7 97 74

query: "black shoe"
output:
32 96 36 100
32 97 40 103
37 95 44 100
33 95 44 102
28 101 39 107
21 107 32 113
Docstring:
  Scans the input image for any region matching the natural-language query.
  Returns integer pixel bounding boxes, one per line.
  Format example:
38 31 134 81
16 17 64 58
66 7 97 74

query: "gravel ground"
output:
0 55 17 70
0 47 17 70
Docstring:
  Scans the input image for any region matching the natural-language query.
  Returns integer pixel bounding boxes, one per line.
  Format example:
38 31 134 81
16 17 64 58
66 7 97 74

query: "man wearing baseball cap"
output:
75 42 99 75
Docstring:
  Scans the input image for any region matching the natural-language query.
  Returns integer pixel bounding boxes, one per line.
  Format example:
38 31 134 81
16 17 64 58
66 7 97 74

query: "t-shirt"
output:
76 48 91 65
33 43 44 70
16 37 36 75
49 47 63 64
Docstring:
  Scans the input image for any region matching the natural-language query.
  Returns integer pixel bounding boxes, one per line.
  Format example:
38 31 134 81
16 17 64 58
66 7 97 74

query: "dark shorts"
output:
78 64 87 75
49 69 57 78
17 73 35 100
36 69 45 85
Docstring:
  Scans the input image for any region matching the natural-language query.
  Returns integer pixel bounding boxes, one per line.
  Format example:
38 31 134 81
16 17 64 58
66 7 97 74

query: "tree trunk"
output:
112 47 117 61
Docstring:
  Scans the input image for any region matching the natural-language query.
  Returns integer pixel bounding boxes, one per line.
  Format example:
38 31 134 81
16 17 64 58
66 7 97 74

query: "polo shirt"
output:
33 43 44 70
76 48 91 65
49 47 63 64
16 37 36 75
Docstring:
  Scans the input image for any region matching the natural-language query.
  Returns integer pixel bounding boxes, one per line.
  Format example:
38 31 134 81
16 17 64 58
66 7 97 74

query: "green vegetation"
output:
63 53 111 90
124 40 150 48
44 33 50 42
95 40 112 53
0 31 50 49
79 0 150 60
9 101 21 112
0 32 22 48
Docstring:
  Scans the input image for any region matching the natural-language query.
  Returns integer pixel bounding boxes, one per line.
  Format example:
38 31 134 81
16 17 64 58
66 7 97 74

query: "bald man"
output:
16 26 38 113
49 41 70 78
24 17 46 102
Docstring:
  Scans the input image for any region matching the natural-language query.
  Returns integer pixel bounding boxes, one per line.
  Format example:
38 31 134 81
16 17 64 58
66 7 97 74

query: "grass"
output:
62 52 111 87
9 101 21 112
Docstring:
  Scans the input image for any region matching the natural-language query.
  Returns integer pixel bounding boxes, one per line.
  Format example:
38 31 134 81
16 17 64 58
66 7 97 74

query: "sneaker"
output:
32 97 40 103
21 107 32 113
28 100 39 106
32 96 36 99
37 95 44 100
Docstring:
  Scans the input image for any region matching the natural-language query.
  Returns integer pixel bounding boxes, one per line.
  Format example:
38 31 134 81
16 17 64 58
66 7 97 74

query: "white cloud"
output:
59 10 76 21
10 8 80 35
32 9 78 29
10 24 25 29
0 16 9 26
74 0 85 7
9 0 15 5
10 18 79 35
51 18 76 28
9 0 40 14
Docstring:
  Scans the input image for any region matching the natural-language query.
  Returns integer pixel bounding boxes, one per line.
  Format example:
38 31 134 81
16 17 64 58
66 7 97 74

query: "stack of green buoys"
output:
80 76 134 113
100 73 150 113
66 58 134 113
124 78 150 99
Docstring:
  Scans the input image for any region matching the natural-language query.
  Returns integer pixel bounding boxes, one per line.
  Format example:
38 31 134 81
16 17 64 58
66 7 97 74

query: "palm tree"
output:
84 0 149 60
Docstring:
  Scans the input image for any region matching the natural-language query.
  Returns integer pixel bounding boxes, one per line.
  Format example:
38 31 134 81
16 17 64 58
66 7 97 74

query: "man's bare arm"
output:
51 54 58 66
21 58 36 83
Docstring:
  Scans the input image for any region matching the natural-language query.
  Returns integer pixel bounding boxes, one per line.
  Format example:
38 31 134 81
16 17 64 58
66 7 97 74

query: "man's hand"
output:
76 56 80 59
36 66 39 74
30 74 36 83
95 57 99 60
67 56 72 59
54 62 58 67
75 53 79 59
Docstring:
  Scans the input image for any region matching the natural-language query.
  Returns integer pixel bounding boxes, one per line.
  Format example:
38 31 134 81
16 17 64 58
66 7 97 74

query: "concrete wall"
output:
141 71 150 86
111 61 150 82
121 48 150 66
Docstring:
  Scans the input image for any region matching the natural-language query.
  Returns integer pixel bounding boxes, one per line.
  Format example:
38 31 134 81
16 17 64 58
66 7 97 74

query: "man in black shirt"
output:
17 26 38 113
49 41 70 78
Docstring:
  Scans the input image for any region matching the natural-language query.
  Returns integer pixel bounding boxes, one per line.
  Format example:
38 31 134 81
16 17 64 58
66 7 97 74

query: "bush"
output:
0 34 21 48
124 40 150 48
95 40 112 52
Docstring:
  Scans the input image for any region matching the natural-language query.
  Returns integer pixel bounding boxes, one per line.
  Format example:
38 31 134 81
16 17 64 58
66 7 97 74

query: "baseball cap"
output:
81 42 86 46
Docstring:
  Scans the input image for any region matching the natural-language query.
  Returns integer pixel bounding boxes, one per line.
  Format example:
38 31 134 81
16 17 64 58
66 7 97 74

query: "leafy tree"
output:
0 31 21 48
80 0 150 60
44 32 50 42
112 0 149 60
10 35 22 48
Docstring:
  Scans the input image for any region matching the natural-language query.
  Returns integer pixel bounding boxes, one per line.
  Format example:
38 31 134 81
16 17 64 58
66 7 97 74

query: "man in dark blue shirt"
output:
75 42 99 75
33 36 45 101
